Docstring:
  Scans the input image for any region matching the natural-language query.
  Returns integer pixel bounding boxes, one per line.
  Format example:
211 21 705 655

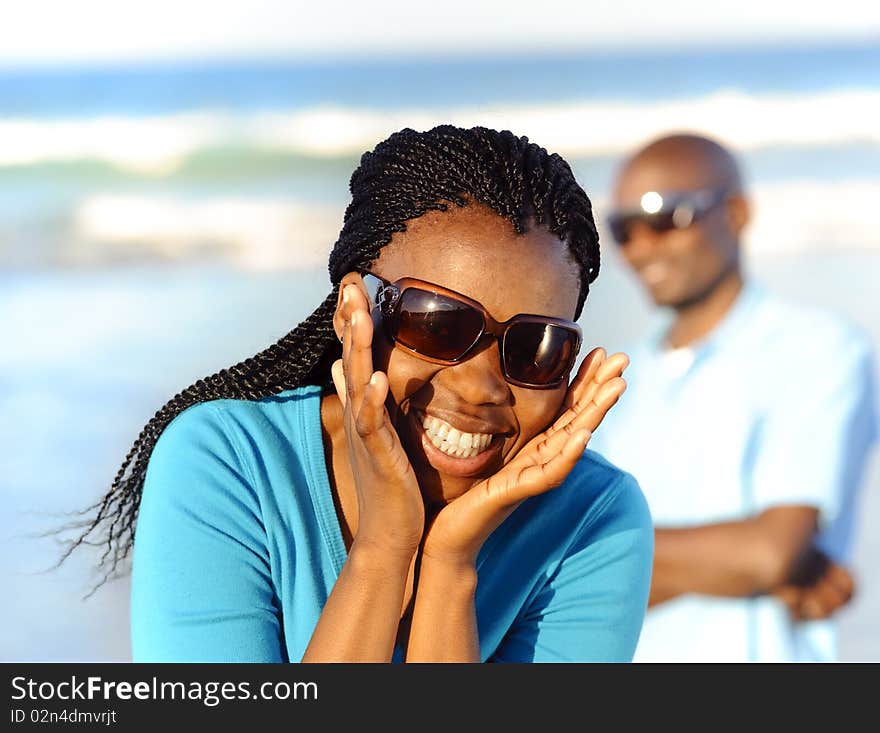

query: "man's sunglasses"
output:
606 188 728 245
359 272 582 389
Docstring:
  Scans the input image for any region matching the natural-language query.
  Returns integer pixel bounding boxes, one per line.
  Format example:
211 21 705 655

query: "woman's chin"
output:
418 474 477 509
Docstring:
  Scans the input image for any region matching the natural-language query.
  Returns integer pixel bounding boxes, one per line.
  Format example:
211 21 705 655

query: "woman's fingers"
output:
339 284 375 416
331 358 347 409
582 351 629 405
514 376 626 471
549 349 628 438
347 309 374 410
572 374 627 433
355 371 390 438
542 354 628 449
335 283 381 421
488 370 628 501
336 293 407 466
484 428 592 506
559 347 605 413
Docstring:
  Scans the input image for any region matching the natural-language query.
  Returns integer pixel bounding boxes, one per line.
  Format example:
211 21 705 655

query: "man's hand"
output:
773 548 856 621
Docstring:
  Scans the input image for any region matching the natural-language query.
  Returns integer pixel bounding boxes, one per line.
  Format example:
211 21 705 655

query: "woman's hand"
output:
421 347 629 566
331 282 425 558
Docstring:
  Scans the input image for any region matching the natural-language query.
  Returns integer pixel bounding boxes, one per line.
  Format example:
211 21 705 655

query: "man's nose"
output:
447 338 510 405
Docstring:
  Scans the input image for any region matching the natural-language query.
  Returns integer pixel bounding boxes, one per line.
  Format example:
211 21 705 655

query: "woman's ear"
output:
332 272 365 342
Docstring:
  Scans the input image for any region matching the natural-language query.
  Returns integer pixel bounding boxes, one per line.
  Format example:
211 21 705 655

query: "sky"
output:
1 0 878 65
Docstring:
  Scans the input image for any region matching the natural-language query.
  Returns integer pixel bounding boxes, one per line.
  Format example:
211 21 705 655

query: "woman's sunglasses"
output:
606 188 728 245
359 272 582 389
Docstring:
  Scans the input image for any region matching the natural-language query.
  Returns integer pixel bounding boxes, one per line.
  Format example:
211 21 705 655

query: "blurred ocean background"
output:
2 38 879 660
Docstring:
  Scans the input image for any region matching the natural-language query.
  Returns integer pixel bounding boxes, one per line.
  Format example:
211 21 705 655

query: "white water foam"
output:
68 178 880 272
72 194 340 269
2 88 880 173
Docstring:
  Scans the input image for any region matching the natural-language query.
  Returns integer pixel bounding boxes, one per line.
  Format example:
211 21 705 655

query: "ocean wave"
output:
70 194 339 269
737 179 880 255
52 179 880 271
1 88 879 174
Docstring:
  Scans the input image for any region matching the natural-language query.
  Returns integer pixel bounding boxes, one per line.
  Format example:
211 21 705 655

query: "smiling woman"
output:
63 124 653 662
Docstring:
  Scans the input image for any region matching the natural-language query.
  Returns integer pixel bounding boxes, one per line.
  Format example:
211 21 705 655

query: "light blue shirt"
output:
131 383 654 662
590 280 878 661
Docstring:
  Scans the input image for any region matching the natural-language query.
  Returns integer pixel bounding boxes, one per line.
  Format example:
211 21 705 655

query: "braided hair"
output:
63 124 601 589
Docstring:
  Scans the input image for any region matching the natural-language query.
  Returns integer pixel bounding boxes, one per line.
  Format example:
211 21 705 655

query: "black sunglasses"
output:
359 272 582 389
606 188 728 245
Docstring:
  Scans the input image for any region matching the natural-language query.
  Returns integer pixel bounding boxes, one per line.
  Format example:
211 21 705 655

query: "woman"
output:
76 124 653 662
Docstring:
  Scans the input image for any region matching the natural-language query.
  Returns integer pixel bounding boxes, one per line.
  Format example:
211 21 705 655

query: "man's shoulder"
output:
725 286 873 382
756 287 872 355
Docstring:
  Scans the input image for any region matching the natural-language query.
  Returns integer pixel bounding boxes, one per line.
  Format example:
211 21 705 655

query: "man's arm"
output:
649 505 817 607
651 330 877 612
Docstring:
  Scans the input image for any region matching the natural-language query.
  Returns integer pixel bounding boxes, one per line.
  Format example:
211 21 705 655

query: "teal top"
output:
131 384 653 662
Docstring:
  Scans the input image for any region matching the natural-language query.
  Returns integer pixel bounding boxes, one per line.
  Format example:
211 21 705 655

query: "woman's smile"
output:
412 409 505 477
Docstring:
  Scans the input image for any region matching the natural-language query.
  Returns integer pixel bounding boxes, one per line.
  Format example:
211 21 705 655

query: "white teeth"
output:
420 413 495 459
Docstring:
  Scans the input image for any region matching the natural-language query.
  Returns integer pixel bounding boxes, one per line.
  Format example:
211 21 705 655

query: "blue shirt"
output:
589 281 878 661
131 383 654 662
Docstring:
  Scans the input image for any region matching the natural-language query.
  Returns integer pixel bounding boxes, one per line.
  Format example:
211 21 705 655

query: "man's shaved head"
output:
610 132 749 312
614 133 743 202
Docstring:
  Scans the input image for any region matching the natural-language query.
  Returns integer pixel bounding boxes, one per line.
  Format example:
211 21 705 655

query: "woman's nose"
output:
445 338 510 405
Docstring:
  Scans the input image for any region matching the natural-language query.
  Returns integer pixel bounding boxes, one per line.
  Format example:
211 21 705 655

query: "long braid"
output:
58 288 343 589
65 124 601 588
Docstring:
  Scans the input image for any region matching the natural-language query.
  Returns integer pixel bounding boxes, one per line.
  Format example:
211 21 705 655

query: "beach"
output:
1 41 878 660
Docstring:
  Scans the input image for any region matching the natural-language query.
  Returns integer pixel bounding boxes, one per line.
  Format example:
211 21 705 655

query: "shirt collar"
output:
647 278 767 361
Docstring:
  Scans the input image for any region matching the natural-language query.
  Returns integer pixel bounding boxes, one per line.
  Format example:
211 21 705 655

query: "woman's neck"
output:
319 391 358 551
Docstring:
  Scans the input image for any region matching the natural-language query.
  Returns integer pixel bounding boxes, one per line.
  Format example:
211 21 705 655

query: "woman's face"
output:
346 203 582 508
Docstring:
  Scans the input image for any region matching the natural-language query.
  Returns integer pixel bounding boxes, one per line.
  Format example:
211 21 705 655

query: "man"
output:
590 132 878 661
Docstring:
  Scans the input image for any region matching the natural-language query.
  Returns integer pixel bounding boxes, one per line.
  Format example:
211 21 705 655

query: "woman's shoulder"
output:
140 384 328 524
552 448 653 536
155 383 323 450
144 383 325 497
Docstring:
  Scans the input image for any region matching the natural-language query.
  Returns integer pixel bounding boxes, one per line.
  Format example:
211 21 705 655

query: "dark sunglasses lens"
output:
394 288 484 361
649 210 677 233
609 211 679 245
608 215 630 244
504 322 579 385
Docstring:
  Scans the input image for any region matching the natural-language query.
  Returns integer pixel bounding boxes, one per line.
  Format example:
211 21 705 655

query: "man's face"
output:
610 156 740 309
